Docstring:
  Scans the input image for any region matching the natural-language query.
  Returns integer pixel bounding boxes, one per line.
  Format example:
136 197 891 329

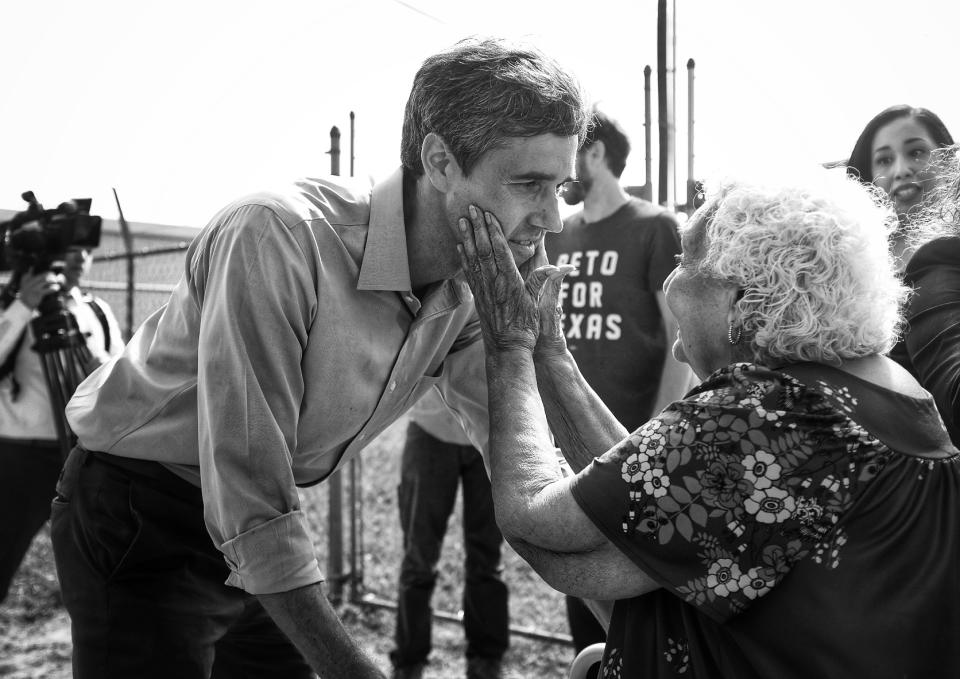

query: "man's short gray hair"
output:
400 37 588 177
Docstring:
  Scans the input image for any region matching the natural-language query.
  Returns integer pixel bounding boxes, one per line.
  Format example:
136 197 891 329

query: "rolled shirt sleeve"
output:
195 203 322 594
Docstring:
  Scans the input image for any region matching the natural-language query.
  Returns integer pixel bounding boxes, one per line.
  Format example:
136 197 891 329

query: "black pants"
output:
50 446 314 679
0 438 62 602
390 423 509 670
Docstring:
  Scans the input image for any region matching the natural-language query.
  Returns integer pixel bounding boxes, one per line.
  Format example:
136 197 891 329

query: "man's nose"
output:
532 195 564 233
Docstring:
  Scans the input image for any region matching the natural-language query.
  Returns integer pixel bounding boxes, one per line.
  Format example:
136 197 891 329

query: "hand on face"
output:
457 204 573 356
527 239 570 360
517 235 570 360
18 270 63 309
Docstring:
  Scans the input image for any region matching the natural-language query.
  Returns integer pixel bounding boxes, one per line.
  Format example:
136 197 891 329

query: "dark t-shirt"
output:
548 198 681 429
570 362 960 678
889 235 960 446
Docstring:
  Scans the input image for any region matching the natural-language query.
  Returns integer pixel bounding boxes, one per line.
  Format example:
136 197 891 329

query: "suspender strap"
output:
0 328 27 398
82 296 111 353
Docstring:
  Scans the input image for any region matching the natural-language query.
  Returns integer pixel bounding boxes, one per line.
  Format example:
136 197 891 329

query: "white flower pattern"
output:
737 567 773 599
744 486 796 523
594 363 904 678
706 558 742 597
642 468 670 498
742 450 782 489
621 451 651 484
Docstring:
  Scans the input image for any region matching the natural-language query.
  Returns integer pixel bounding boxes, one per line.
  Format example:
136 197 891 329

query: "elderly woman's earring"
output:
728 322 742 345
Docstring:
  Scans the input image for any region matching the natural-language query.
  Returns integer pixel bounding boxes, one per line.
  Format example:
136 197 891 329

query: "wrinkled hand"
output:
457 205 573 356
531 243 569 360
507 221 571 360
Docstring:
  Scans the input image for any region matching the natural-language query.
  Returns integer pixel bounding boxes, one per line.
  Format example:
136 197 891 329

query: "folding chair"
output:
567 642 605 679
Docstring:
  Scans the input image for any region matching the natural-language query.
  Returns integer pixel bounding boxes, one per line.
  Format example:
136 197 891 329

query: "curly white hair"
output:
692 168 910 365
911 144 960 246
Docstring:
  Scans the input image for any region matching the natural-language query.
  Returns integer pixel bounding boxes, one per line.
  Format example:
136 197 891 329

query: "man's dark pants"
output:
390 422 509 670
50 446 314 679
0 438 62 602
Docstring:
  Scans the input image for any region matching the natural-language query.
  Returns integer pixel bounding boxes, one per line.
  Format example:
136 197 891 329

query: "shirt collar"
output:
358 168 411 292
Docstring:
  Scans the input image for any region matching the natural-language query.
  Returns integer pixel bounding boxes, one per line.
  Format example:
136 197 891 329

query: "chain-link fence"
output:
84 227 194 339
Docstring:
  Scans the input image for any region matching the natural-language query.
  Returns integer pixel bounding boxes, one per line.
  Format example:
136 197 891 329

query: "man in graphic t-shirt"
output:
547 107 691 677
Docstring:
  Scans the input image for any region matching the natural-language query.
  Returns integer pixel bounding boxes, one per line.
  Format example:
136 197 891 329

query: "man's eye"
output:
508 181 540 195
555 183 570 197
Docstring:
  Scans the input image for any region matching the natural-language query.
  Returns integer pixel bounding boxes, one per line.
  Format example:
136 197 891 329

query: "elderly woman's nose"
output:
663 267 676 294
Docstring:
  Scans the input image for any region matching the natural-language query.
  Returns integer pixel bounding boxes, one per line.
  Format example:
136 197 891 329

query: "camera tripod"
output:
30 291 94 460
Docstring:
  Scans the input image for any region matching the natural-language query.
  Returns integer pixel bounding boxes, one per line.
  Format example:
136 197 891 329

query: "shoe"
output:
393 662 426 679
466 656 503 679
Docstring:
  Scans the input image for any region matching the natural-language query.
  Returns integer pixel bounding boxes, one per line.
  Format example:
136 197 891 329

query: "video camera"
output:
0 191 102 273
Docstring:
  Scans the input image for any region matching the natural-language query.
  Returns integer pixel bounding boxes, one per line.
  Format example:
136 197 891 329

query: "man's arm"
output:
192 204 385 674
650 290 694 414
0 301 31 362
258 583 385 679
0 272 60 360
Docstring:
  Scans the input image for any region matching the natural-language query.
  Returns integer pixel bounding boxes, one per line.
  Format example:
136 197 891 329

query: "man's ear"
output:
421 132 461 192
584 140 606 172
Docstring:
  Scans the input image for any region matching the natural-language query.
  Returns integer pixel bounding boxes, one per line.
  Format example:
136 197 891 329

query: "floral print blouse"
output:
570 363 960 678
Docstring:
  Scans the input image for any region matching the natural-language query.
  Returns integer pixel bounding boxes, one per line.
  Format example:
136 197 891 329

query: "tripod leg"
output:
63 345 93 395
40 352 74 461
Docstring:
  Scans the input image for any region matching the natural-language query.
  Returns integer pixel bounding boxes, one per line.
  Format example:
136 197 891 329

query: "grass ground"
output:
0 414 577 678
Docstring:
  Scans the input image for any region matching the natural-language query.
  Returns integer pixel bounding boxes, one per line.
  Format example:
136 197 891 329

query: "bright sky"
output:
2 0 959 228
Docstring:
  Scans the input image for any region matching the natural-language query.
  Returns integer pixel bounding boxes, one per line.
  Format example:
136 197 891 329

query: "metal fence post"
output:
111 188 135 341
348 454 364 602
325 124 345 603
327 471 344 604
327 126 341 177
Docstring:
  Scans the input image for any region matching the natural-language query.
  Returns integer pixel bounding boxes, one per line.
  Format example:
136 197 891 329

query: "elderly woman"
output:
456 169 959 678
890 145 960 446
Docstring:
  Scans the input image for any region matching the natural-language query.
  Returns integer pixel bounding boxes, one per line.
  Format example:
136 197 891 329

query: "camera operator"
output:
0 246 123 603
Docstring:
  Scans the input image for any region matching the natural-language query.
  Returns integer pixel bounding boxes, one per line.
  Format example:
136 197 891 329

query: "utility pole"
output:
657 0 676 209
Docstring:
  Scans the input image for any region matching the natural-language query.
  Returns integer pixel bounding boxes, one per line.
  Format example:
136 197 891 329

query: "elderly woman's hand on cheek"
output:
457 205 574 356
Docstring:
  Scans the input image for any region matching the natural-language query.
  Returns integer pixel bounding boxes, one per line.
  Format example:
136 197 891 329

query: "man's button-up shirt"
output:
66 168 489 595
